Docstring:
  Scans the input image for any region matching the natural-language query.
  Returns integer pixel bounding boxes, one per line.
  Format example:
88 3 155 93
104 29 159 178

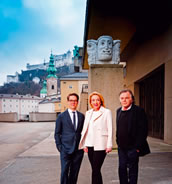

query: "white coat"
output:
79 106 113 150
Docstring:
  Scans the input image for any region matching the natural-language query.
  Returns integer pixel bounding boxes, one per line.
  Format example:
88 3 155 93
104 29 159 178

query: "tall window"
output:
52 85 54 90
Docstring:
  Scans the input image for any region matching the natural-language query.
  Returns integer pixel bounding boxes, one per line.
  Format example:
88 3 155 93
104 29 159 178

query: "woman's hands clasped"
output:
106 147 112 153
83 147 88 153
83 147 112 153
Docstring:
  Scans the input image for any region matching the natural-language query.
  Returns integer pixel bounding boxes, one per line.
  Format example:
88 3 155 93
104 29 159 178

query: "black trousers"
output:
87 147 106 184
60 149 84 184
118 147 139 184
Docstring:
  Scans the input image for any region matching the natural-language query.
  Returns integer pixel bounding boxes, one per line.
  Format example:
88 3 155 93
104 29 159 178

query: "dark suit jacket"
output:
54 109 85 154
116 104 150 156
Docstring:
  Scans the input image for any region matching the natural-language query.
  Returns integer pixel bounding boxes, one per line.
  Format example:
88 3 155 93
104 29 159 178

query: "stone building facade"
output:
82 0 172 144
0 94 41 121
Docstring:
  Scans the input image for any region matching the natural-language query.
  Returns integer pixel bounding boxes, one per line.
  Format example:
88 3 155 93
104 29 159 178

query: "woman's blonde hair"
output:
89 91 105 108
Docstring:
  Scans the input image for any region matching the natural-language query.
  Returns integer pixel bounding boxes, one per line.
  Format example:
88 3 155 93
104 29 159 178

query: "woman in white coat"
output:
79 91 113 184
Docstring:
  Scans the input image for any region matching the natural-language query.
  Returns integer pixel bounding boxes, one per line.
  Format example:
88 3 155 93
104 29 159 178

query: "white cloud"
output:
22 0 82 29
0 72 8 86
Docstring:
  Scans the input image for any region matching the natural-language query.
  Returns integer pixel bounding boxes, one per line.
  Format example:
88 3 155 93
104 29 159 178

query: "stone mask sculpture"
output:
97 35 113 61
87 35 121 65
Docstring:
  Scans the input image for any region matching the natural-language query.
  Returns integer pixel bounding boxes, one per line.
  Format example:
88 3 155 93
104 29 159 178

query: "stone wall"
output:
0 113 18 122
29 112 57 122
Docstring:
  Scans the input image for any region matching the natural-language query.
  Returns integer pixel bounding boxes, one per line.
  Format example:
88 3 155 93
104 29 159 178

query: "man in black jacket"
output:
116 89 150 184
54 93 85 184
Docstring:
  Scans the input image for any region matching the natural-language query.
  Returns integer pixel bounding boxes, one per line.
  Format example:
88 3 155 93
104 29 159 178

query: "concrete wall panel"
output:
0 113 18 122
29 112 56 122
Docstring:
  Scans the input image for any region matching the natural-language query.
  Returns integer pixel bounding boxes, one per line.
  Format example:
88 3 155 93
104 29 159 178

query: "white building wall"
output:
20 99 39 114
0 95 41 120
54 51 73 68
40 94 47 98
1 98 19 113
0 99 2 112
38 103 55 113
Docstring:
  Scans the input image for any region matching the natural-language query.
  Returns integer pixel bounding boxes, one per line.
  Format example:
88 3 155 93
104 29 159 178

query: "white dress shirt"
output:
68 108 78 128
121 104 132 111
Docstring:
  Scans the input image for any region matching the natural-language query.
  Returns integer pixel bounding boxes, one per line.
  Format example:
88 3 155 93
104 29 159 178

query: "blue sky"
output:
0 0 87 86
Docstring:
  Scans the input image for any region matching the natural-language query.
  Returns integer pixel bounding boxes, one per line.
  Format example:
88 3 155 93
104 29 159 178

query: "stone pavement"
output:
0 133 172 184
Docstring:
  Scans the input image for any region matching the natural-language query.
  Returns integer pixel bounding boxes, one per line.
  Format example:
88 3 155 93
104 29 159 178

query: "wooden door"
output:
139 65 164 139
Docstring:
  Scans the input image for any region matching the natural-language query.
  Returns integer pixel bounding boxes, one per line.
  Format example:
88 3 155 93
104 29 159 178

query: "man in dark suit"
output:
116 89 150 184
54 93 85 184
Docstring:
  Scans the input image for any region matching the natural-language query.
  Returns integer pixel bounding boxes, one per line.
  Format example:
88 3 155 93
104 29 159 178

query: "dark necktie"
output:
72 111 76 130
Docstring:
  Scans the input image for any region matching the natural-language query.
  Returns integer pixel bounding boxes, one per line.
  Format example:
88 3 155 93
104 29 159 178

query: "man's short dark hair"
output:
119 89 135 104
67 93 79 101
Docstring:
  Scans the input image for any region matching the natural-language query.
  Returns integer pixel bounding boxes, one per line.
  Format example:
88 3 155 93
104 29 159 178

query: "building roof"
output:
60 72 88 81
40 89 47 94
39 98 60 104
0 94 41 100
40 80 47 94
7 75 16 78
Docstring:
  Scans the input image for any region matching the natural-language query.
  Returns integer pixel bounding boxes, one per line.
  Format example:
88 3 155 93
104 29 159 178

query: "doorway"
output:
139 65 164 139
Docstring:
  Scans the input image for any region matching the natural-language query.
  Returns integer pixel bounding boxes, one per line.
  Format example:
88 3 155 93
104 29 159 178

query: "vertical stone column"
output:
164 60 172 144
87 36 124 147
89 65 123 147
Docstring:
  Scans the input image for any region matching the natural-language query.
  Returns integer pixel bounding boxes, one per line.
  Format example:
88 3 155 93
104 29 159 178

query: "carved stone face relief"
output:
87 35 121 65
97 36 113 61
87 40 97 65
